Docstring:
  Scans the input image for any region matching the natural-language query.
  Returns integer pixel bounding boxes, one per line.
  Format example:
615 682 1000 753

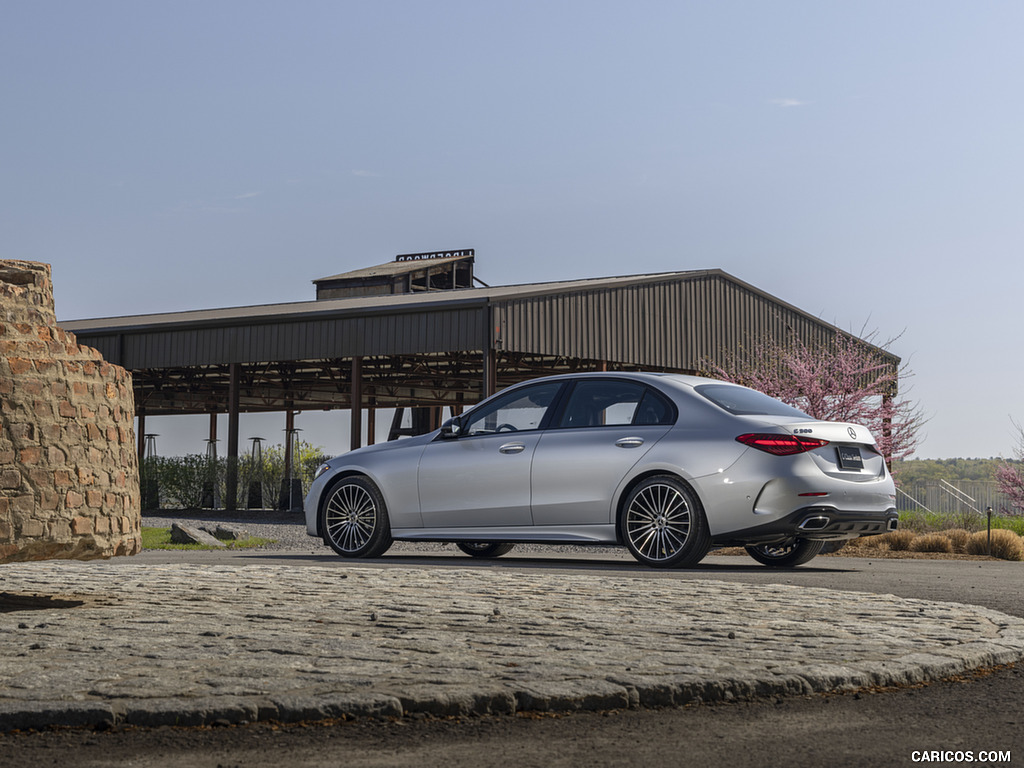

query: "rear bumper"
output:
711 506 898 547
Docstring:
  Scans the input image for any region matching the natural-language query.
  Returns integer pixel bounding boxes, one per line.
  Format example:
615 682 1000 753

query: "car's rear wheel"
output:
620 475 711 568
455 542 516 558
745 539 823 567
320 475 393 558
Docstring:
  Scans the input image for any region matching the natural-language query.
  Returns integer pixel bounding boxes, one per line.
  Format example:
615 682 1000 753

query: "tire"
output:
455 542 516 558
319 475 393 558
745 539 823 568
620 475 711 568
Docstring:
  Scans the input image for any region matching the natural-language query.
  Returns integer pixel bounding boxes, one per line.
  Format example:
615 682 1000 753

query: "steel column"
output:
225 363 240 510
351 356 363 452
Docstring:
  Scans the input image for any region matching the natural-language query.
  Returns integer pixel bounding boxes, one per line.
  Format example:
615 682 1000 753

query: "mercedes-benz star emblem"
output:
847 427 857 440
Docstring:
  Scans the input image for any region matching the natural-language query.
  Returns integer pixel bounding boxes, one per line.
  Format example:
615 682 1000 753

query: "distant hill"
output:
892 457 1018 485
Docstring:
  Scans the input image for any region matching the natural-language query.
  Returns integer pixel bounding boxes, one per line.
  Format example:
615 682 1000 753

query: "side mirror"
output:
440 418 462 439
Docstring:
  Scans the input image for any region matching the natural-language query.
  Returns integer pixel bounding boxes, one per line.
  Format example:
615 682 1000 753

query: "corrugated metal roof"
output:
61 268 761 329
62 271 707 333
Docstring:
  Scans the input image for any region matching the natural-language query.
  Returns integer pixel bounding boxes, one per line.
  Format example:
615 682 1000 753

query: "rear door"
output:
531 379 675 526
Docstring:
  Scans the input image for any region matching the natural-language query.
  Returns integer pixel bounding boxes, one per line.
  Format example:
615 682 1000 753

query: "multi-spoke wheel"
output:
744 539 823 568
455 542 516 558
319 476 393 558
620 475 710 568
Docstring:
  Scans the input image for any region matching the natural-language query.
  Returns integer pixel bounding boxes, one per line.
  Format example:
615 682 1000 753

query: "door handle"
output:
499 443 526 454
615 437 645 448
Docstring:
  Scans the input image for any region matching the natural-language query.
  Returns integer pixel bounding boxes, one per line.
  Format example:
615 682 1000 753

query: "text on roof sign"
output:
395 249 475 262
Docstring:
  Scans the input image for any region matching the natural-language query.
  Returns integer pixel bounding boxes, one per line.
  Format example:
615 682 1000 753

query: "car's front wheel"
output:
620 475 711 568
319 475 393 558
455 542 516 558
744 539 823 567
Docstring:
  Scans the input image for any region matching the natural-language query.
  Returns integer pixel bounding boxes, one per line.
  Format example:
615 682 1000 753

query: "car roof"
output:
515 371 727 388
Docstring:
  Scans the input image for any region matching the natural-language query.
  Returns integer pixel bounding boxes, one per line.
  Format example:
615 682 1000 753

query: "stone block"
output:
19 519 44 537
71 516 94 535
8 357 33 375
1 469 22 489
19 446 42 465
170 523 226 548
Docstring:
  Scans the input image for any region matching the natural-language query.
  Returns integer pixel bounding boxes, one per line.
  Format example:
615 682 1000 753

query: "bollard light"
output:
987 506 993 557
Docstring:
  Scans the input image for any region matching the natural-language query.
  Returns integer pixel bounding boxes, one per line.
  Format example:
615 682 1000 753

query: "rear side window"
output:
556 380 676 428
634 389 675 425
694 384 809 418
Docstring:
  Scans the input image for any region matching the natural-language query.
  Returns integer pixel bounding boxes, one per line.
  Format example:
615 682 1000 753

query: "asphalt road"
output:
3 546 1023 768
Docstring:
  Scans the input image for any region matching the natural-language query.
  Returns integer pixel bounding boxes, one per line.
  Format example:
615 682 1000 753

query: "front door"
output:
417 380 565 528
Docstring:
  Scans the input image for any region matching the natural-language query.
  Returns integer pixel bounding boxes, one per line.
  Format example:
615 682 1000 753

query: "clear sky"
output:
3 1 1022 459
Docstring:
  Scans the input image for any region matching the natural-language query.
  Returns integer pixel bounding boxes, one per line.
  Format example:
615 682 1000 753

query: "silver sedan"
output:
305 372 897 568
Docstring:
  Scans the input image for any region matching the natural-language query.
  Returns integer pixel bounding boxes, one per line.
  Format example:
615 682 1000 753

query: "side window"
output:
463 382 563 435
557 380 676 428
634 389 675 425
557 380 645 428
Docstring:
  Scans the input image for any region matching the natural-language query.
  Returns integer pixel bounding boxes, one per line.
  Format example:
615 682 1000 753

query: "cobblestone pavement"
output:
2 560 1024 732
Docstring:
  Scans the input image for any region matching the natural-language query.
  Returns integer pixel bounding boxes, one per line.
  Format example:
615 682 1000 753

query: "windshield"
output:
694 384 810 418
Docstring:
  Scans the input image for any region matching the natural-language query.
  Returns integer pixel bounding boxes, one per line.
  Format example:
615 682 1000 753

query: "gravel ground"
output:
142 510 323 550
140 510 1005 561
140 510 626 557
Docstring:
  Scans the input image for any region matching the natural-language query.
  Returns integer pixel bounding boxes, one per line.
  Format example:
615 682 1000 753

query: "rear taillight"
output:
736 433 830 456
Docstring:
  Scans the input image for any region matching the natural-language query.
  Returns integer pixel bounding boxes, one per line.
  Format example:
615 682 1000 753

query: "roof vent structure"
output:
313 249 475 300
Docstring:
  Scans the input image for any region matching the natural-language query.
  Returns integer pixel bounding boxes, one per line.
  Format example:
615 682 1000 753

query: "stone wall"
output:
0 259 140 562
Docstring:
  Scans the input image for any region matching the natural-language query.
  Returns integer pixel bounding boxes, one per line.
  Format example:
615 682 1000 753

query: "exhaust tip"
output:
887 518 899 531
799 516 830 531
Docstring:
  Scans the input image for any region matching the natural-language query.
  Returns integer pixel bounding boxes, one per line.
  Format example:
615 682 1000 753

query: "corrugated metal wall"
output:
493 273 868 369
79 306 488 368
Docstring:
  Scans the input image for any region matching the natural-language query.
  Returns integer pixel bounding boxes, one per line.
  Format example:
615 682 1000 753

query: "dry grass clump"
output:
820 527 1024 560
845 535 887 551
876 529 916 551
909 533 954 554
938 528 972 554
965 529 1024 561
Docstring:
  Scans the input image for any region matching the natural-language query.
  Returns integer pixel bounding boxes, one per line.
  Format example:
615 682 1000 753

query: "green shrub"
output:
141 455 220 509
897 509 952 533
140 440 331 510
993 516 1024 536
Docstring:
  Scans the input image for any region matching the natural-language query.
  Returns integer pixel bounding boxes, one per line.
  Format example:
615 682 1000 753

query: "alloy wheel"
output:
624 482 692 562
324 482 379 554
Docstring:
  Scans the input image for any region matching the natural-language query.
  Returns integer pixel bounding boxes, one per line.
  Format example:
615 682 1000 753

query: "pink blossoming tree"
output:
995 419 1024 514
704 330 924 465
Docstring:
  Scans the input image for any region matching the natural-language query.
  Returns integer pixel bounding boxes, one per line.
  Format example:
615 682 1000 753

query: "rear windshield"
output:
694 384 809 418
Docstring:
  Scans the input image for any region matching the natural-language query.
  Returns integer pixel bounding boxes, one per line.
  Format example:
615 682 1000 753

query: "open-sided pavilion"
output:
63 251 898 509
